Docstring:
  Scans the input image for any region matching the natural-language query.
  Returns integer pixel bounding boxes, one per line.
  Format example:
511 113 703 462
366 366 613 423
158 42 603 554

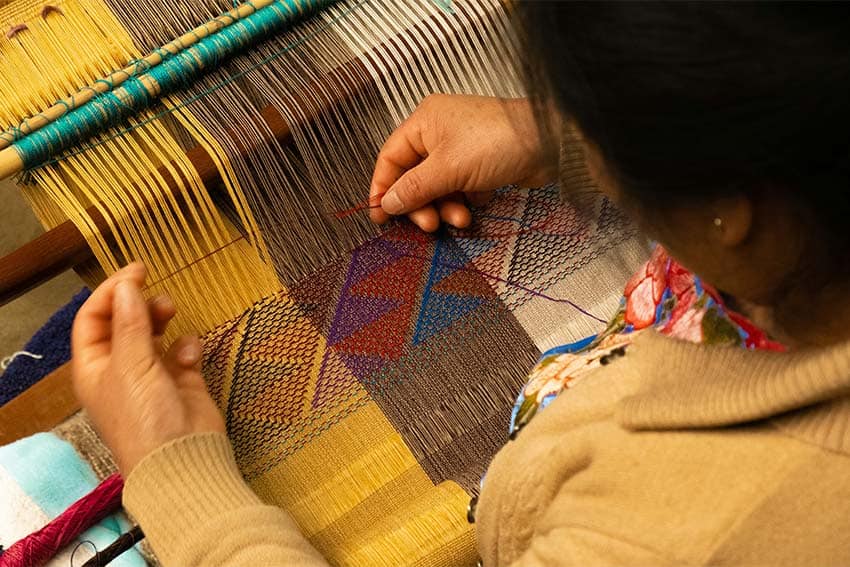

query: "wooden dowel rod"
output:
0 0 277 151
0 362 76 445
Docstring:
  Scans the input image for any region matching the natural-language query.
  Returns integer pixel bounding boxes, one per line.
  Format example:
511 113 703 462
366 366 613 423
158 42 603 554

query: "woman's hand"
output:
71 263 225 476
370 94 559 232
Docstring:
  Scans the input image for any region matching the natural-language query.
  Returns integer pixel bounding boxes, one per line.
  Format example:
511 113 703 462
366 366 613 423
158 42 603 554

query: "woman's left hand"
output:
71 263 226 476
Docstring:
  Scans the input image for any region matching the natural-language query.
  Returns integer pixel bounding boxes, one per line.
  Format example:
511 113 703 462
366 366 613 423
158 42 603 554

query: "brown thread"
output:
41 5 64 18
6 24 28 39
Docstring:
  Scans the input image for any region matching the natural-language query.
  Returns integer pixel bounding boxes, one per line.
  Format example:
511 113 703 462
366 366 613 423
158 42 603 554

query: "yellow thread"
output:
7 0 279 341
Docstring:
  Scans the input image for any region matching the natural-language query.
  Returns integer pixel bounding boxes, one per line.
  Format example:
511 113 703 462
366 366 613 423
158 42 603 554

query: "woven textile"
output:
0 432 144 567
0 0 645 562
200 187 642 566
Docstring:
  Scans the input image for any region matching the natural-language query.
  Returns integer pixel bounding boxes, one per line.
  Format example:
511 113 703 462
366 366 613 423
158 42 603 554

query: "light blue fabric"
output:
0 433 145 567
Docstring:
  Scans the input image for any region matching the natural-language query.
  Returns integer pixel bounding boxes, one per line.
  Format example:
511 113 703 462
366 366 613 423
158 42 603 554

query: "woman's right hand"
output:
369 95 559 232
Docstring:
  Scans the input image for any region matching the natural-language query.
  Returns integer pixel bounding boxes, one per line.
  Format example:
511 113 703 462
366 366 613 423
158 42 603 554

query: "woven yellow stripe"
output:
341 481 477 567
251 401 428 533
251 399 477 566
309 465 431 549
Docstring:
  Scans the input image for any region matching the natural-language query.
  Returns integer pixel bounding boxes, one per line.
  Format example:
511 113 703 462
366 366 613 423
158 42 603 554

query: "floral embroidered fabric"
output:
510 245 786 434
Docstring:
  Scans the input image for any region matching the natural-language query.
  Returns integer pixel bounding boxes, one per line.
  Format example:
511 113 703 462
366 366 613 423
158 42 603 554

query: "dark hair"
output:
519 2 850 256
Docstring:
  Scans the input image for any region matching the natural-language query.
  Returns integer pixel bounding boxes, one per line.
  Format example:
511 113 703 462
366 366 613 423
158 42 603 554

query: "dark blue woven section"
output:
0 288 90 406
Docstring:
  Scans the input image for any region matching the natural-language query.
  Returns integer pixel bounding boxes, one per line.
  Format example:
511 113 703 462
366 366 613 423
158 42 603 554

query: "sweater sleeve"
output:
123 432 329 567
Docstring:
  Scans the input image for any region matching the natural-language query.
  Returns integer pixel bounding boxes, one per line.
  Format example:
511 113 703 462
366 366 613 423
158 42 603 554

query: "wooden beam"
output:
0 362 78 445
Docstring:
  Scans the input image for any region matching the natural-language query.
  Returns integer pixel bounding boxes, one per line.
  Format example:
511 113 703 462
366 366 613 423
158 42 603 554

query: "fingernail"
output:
179 341 201 366
119 262 145 277
114 280 138 312
381 191 404 215
151 295 174 310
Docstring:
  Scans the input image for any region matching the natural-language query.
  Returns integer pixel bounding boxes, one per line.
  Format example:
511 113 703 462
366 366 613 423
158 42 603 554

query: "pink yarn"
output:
0 473 124 567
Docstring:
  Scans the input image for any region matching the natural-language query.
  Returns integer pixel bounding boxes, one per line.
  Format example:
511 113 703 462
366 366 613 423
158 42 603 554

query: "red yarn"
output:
0 473 124 567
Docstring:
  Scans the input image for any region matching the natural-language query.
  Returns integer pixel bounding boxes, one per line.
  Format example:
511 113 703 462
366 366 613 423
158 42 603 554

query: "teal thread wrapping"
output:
14 0 334 170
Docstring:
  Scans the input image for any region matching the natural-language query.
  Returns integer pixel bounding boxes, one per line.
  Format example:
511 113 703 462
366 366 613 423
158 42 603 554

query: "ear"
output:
712 194 752 247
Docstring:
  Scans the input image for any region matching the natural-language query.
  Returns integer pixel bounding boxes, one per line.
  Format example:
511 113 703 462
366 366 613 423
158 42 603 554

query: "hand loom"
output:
0 0 644 565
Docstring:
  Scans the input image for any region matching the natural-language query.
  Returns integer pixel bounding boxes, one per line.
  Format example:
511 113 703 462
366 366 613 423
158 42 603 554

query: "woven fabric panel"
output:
200 188 638 566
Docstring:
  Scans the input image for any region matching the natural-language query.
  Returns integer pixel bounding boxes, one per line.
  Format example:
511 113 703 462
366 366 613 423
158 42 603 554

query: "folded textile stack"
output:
0 428 144 566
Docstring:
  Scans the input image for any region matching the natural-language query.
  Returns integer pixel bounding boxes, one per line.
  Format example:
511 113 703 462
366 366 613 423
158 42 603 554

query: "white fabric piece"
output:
0 464 96 566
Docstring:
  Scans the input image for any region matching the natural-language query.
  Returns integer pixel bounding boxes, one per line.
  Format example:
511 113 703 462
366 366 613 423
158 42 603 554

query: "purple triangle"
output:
346 238 412 288
327 295 400 345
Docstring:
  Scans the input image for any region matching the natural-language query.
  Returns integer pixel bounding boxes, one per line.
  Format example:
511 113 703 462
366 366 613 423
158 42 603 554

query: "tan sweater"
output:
124 331 850 566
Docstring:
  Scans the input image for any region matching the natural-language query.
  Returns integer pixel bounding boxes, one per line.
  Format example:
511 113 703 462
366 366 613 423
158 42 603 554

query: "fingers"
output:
163 337 222 427
380 154 459 216
163 336 202 375
407 205 441 233
438 194 472 229
111 278 156 375
370 114 428 224
72 263 147 364
149 295 176 337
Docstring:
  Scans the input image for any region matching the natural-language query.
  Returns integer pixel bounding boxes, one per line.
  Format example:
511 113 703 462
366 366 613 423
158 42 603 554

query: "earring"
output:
713 217 723 229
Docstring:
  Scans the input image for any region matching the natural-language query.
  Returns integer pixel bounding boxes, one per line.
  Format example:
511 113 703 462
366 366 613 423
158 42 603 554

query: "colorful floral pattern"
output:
510 245 785 434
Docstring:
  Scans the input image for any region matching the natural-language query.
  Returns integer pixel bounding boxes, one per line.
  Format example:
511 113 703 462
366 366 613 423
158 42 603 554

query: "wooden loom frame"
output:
0 2 506 442
0 58 370 444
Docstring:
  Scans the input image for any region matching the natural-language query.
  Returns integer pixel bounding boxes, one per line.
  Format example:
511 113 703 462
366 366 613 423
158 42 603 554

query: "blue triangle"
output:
412 292 485 345
431 239 474 286
453 236 501 262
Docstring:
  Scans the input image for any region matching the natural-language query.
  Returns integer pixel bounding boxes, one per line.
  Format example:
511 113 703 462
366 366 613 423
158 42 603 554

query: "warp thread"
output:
137 189 605 323
0 474 123 567
139 216 605 324
79 526 144 567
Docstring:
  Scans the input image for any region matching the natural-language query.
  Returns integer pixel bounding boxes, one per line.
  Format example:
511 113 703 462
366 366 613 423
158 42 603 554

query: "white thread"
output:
1 351 44 370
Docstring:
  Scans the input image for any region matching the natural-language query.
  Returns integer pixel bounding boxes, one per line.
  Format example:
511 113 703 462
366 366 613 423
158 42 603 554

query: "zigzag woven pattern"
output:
200 187 639 566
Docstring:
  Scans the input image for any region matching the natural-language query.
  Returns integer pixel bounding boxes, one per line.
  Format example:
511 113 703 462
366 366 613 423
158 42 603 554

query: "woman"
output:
72 3 850 566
